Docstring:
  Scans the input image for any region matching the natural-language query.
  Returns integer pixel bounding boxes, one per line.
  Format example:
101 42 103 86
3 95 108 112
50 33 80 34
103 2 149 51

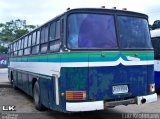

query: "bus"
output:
151 29 160 91
8 8 157 112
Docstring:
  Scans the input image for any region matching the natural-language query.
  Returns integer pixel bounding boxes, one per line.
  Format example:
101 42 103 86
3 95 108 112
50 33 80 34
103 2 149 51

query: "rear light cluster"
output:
149 83 155 92
66 91 86 101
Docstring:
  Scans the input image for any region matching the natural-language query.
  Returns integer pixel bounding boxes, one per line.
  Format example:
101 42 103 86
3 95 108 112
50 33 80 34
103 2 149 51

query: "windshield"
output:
68 14 118 49
118 16 152 49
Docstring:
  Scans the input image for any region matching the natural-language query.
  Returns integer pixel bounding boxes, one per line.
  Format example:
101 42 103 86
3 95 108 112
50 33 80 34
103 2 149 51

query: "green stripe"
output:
10 51 154 62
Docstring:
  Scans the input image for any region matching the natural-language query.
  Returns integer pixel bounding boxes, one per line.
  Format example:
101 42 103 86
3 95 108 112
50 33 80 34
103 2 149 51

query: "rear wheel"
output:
33 81 46 111
11 73 18 90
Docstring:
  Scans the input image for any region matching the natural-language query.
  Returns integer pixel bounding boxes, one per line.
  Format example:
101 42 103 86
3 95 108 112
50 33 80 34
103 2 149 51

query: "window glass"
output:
18 40 21 50
14 43 16 51
32 32 36 45
24 36 28 48
14 51 18 56
32 45 39 54
68 14 117 49
40 26 48 43
28 35 32 47
16 42 18 51
41 27 45 43
49 41 61 52
36 31 40 44
24 48 30 55
49 22 55 41
45 26 48 42
10 45 12 52
55 21 60 39
18 50 23 56
21 39 24 49
118 16 152 49
41 43 48 53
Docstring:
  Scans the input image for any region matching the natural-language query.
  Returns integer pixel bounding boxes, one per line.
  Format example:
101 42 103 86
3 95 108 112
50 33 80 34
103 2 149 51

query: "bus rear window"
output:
118 16 152 49
68 14 118 49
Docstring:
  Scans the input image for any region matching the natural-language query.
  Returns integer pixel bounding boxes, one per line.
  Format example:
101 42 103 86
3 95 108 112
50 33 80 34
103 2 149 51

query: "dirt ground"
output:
0 69 160 119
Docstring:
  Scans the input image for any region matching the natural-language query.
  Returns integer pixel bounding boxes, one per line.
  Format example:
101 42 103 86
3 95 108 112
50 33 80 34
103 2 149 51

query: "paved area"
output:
0 69 160 119
0 68 11 88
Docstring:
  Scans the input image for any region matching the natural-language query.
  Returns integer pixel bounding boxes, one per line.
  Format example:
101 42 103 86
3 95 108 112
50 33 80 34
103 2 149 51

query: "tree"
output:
0 46 7 53
0 19 36 42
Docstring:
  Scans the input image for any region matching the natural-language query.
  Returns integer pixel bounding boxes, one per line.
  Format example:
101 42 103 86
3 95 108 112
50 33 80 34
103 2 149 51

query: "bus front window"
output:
118 16 152 49
68 14 118 49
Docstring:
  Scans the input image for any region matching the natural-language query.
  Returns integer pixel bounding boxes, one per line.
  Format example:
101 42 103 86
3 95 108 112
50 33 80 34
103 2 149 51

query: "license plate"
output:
112 85 128 94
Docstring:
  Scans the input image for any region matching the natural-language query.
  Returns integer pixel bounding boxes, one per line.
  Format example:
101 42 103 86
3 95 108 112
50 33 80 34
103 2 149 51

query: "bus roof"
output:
151 29 160 38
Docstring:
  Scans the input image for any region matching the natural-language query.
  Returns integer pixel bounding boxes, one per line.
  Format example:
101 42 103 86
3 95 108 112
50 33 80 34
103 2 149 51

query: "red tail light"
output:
66 91 86 101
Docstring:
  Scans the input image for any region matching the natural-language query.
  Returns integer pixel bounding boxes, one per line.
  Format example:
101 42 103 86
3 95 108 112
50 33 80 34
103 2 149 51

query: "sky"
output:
0 0 160 25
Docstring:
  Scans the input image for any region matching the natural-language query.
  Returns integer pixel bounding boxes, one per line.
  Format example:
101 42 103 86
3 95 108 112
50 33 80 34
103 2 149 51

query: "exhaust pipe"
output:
141 98 146 104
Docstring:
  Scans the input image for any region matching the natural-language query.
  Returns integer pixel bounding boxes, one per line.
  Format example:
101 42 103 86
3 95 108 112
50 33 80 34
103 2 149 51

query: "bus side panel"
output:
59 67 89 112
22 73 30 94
39 77 50 108
28 75 34 96
48 77 65 112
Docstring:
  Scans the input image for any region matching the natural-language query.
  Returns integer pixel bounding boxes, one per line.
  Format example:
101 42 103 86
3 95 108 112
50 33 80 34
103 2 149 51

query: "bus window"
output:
55 21 60 39
24 48 30 55
37 30 40 44
18 40 21 50
40 44 47 53
49 22 56 41
24 36 28 48
40 25 48 53
32 45 39 54
32 32 36 46
40 26 48 43
68 14 117 49
28 35 32 47
118 16 152 49
21 38 24 49
49 40 61 52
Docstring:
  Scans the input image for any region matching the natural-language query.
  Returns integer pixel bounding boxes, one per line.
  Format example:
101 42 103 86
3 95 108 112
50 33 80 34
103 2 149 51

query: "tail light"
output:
66 91 86 101
149 83 155 92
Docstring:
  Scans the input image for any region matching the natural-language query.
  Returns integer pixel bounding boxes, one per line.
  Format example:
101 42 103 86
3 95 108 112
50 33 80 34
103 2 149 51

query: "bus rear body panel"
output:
60 51 156 112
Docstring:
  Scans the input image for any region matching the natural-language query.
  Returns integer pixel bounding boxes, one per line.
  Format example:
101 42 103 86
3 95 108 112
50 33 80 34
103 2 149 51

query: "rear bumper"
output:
136 93 157 105
66 93 157 112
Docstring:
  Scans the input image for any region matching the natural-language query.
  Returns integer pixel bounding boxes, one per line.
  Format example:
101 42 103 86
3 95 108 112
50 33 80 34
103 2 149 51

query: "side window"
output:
18 40 21 50
49 22 55 41
32 30 40 55
24 36 28 48
14 43 16 51
49 20 62 52
16 42 18 51
28 35 32 47
40 25 48 53
32 32 36 46
36 30 40 44
55 21 60 39
40 26 48 43
32 45 39 54
21 38 24 49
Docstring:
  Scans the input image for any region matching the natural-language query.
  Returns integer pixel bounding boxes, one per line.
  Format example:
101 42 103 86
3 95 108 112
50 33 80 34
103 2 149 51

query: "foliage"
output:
0 46 8 53
0 19 36 42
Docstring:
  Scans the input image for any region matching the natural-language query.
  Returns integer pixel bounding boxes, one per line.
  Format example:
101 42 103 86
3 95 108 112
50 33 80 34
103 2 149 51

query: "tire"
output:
11 73 18 90
33 81 46 111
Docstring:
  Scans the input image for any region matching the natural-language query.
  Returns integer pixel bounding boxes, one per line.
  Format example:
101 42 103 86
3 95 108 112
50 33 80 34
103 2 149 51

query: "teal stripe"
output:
10 51 154 62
